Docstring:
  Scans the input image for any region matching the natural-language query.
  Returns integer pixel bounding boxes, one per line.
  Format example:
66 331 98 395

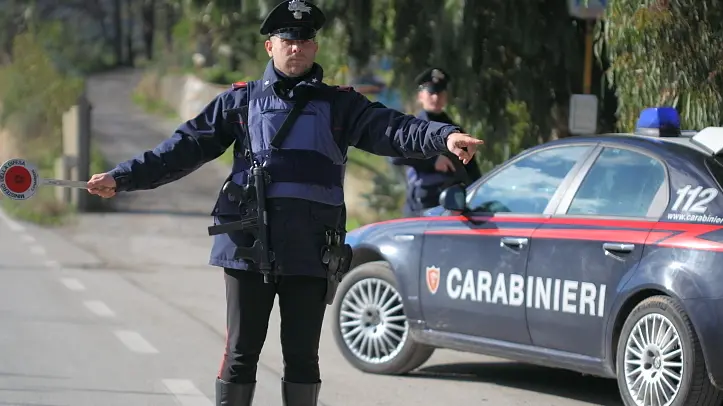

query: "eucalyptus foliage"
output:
600 0 723 131
372 0 590 162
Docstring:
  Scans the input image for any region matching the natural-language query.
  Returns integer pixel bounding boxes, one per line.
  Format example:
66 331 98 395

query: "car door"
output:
418 144 598 345
525 144 669 358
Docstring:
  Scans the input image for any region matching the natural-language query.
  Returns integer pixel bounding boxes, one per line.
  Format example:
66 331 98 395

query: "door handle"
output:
602 242 635 253
500 237 528 248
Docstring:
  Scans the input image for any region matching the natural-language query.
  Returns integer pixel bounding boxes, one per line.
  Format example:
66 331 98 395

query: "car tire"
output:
331 260 435 375
616 295 723 406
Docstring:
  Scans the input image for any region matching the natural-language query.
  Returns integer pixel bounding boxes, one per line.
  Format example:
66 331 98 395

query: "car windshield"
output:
465 146 591 214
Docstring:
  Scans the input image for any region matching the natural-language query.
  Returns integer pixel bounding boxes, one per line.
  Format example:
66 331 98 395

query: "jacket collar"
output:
262 60 325 91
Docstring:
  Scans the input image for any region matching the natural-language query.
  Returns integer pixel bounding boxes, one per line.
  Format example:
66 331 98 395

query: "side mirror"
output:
439 184 467 212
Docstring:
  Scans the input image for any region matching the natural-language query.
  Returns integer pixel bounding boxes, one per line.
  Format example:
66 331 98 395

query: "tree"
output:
376 0 613 163
0 1 32 64
315 0 374 79
601 0 723 131
113 0 122 64
141 0 156 60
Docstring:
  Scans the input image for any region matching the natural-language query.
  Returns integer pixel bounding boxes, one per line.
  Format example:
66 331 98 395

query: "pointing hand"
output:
446 133 484 165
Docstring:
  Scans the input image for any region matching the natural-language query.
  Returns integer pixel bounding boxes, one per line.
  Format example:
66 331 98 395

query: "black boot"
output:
281 379 321 406
215 378 255 406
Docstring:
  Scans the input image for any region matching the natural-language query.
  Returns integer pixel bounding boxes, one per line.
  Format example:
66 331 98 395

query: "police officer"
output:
391 67 482 217
85 1 483 405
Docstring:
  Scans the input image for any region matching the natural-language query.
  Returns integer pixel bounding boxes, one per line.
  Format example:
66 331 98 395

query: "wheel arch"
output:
349 244 413 300
608 287 688 374
350 245 388 271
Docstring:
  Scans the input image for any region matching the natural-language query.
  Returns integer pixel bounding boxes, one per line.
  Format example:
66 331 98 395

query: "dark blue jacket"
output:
107 61 461 276
391 110 482 216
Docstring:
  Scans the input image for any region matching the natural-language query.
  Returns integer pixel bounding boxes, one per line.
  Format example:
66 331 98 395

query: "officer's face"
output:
418 89 447 113
265 36 318 77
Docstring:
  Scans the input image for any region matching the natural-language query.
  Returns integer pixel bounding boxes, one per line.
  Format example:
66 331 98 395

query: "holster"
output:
321 230 353 305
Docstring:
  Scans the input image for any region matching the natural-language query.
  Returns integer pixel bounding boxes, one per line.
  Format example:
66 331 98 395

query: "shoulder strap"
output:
240 101 251 160
270 87 314 149
224 81 255 161
238 81 266 160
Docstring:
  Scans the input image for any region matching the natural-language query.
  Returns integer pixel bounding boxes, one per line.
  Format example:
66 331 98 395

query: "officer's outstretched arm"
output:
109 91 238 192
343 89 460 159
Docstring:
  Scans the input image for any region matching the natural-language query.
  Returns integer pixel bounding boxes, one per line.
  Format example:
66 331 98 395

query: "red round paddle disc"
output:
0 159 39 200
4 165 32 194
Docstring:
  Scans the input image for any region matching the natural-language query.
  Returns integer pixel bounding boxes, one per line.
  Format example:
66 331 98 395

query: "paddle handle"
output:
40 178 89 189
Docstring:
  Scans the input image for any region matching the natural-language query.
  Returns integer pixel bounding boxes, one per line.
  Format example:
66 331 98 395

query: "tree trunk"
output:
113 0 123 65
345 0 372 78
141 0 156 61
124 0 135 66
163 0 176 52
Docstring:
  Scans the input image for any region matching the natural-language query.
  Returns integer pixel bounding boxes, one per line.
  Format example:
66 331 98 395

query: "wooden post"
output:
58 84 92 211
583 20 594 94
76 90 92 211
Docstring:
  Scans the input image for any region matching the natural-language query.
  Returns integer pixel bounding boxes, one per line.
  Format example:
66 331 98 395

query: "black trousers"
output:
218 268 328 384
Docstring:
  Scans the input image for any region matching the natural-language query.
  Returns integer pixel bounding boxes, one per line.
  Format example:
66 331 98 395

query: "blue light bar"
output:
635 107 681 137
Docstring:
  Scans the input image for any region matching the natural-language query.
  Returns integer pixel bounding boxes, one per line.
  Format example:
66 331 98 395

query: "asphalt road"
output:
0 207 625 406
0 68 625 406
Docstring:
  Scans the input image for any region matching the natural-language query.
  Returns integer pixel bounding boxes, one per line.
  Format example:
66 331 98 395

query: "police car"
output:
331 107 723 406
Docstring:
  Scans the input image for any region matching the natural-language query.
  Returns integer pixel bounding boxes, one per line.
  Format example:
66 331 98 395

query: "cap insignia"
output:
288 0 311 20
431 69 445 83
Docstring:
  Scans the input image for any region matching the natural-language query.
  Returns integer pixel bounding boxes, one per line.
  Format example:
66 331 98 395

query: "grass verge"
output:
346 216 362 231
219 147 234 166
347 147 388 178
131 91 178 119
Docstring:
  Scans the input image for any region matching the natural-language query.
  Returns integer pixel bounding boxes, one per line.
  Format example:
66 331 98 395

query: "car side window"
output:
466 146 592 214
566 147 666 218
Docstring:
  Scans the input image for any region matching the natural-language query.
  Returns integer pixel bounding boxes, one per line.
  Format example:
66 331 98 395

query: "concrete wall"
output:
157 74 227 122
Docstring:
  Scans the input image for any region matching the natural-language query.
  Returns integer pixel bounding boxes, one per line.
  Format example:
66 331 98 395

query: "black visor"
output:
271 26 317 40
419 82 447 94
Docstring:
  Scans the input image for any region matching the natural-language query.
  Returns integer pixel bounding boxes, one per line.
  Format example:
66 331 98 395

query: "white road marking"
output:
29 245 46 256
45 260 61 269
0 207 24 232
162 379 213 406
114 330 159 354
21 234 35 243
60 278 86 291
84 300 115 317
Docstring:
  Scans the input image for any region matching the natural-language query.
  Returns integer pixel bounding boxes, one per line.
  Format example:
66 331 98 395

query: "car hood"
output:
345 206 445 247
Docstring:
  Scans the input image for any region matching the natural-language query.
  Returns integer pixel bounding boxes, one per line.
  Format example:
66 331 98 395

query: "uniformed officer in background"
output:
390 67 482 217
85 1 483 405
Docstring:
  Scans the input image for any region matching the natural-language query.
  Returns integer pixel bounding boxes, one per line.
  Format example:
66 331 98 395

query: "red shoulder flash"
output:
337 85 353 92
232 81 247 90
